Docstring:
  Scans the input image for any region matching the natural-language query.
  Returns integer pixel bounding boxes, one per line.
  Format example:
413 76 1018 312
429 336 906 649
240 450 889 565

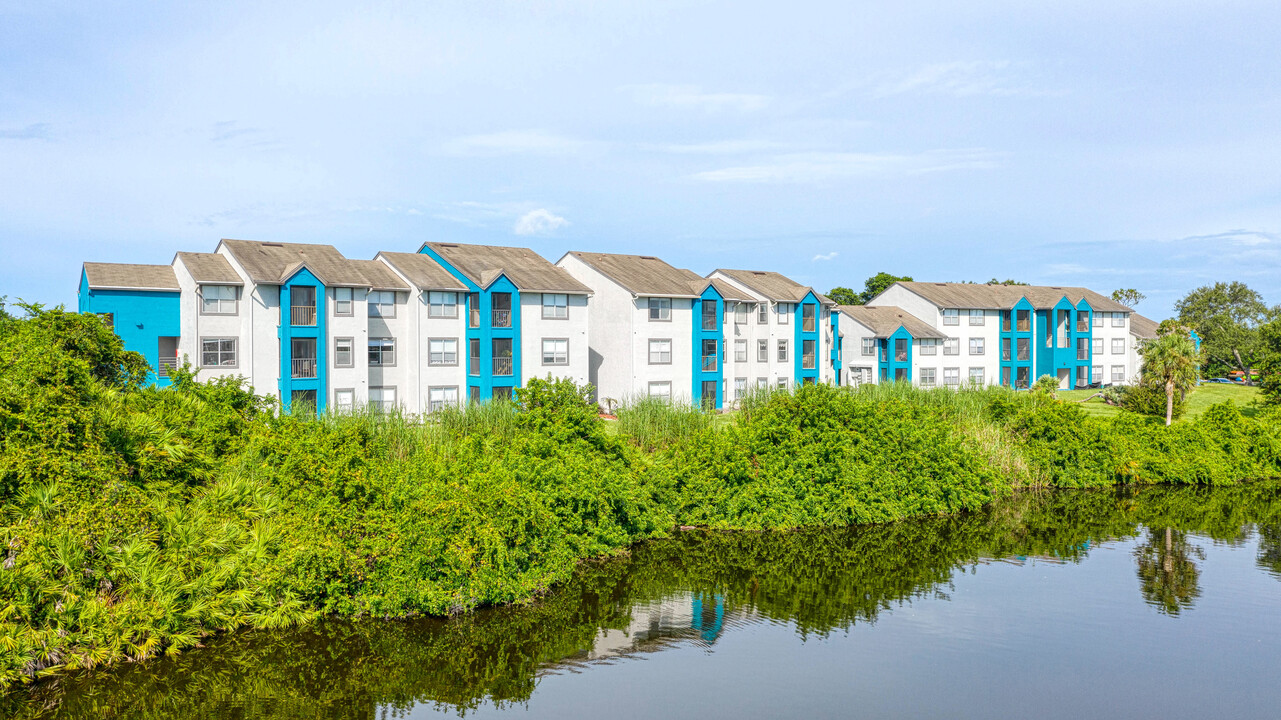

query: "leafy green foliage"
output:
826 286 859 305
1175 281 1275 379
1111 288 1146 308
857 272 913 304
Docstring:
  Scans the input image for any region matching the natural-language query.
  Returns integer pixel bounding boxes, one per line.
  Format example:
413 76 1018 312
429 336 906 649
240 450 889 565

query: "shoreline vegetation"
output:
3 307 1281 691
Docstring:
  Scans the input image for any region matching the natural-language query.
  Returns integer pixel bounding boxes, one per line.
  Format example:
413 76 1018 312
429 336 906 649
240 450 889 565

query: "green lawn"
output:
1057 383 1261 421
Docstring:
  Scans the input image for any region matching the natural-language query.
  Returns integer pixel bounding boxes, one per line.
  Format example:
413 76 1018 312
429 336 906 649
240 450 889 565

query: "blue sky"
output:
2 0 1279 319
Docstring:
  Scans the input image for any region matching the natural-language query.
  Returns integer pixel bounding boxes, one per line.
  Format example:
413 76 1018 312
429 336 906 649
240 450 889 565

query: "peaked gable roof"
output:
565 251 700 297
218 239 373 286
890 281 1131 313
837 305 946 339
82 263 180 291
1130 313 1159 339
713 268 833 305
174 252 242 285
377 252 469 291
348 260 410 291
423 242 591 294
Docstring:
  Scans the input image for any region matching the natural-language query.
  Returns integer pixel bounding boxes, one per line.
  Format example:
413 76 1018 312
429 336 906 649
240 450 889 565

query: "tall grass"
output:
615 396 712 451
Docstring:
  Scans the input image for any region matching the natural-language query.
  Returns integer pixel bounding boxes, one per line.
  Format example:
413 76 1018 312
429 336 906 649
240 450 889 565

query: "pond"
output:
7 484 1281 719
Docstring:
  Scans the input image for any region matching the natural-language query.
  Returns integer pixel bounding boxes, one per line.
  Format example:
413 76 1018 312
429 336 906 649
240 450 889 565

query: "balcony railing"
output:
292 357 317 379
803 353 816 370
469 356 481 376
291 305 316 326
803 318 816 332
157 356 178 378
493 356 513 376
701 356 718 372
492 310 511 328
469 308 481 328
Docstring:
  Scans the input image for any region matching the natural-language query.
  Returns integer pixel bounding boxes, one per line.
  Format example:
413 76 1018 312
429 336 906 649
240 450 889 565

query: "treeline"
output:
3 307 1281 690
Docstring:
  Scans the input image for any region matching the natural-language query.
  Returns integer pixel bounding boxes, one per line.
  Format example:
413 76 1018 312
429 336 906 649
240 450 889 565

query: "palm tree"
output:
1139 333 1199 426
1135 526 1204 615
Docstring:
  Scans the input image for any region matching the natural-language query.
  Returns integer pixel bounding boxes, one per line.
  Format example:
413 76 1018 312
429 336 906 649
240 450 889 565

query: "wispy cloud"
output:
624 84 771 113
691 149 1001 183
514 209 569 236
645 139 788 155
872 61 1055 98
441 130 587 156
813 251 839 262
1182 229 1277 247
0 123 51 140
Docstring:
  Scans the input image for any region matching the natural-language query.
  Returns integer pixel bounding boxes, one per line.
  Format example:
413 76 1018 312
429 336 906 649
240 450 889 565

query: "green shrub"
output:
1120 380 1188 420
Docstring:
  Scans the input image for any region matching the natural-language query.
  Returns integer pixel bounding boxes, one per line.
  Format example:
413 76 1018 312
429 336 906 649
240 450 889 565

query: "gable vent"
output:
752 271 766 276
640 255 659 260
262 242 283 247
438 244 459 248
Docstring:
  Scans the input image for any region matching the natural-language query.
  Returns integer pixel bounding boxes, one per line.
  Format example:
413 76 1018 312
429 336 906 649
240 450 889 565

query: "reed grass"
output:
614 395 713 451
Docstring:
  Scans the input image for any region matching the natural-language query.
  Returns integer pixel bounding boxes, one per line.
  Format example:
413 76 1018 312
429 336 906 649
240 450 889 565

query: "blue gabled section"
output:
279 266 326 414
78 269 180 387
691 285 724 409
1075 298 1094 387
793 291 821 385
885 325 913 382
830 309 841 384
1036 296 1091 388
1001 297 1035 389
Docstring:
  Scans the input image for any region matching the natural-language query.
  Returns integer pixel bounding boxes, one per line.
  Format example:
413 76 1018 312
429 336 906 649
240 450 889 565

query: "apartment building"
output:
834 281 1159 389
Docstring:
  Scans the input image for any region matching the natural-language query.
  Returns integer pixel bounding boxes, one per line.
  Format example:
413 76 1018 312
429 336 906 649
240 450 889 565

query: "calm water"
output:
7 485 1281 719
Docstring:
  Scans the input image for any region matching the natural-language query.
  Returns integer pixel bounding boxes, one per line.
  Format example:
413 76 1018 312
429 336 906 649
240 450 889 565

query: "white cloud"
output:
441 130 586 156
645 139 788 155
1182 229 1277 247
873 61 1054 98
691 149 1001 183
624 84 771 112
813 251 839 262
514 209 569 236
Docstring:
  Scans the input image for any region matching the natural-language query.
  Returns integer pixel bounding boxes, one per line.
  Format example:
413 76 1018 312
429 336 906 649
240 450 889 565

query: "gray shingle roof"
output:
566 251 702 297
376 252 469 291
890 282 1131 313
174 252 242 285
837 305 946 339
424 242 591 294
712 269 834 305
218 239 373 286
703 277 756 303
1130 312 1159 339
83 263 180 291
348 260 410 291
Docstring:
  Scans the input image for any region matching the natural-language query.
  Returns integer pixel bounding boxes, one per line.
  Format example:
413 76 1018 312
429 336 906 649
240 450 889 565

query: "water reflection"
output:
6 484 1281 719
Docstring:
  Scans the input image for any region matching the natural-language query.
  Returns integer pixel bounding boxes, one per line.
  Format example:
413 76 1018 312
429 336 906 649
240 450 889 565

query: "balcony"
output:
292 357 317 379
492 309 511 328
469 356 481 376
701 355 718 372
802 353 816 370
493 356 513 376
157 356 178 378
291 305 317 327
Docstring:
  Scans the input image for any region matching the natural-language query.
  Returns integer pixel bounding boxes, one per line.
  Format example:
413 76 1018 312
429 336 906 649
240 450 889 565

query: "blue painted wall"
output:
1000 297 1035 389
830 309 841 384
691 286 724 408
77 269 180 386
885 326 914 382
793 291 821 385
278 267 326 413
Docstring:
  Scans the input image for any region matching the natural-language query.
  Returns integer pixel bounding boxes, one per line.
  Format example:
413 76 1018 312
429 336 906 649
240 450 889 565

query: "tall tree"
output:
1134 527 1204 616
1256 317 1281 404
826 286 859 305
1138 331 1199 426
1111 288 1146 308
859 272 912 304
1174 281 1274 382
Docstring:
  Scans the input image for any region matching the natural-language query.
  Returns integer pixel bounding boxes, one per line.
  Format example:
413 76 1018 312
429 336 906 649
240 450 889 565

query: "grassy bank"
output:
3 307 1281 689
1058 383 1261 420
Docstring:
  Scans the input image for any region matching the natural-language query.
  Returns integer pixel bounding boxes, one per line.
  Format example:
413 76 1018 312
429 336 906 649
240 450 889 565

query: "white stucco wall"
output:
520 292 590 388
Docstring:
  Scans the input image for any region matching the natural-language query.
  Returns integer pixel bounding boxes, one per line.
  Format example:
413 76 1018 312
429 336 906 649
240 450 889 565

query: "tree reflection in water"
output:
1134 527 1205 615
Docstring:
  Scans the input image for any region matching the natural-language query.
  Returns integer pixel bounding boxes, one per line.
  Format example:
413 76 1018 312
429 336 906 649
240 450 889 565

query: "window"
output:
968 367 985 386
757 339 769 362
734 302 748 325
757 377 768 389
1112 312 1125 328
802 304 816 332
542 338 568 365
943 337 960 356
1093 338 1104 355
894 368 908 382
919 368 936 387
1112 338 1125 355
1093 365 1103 380
734 377 747 400
468 292 480 328
492 338 513 376
1001 367 1011 387
777 377 788 390
894 338 907 362
334 287 353 316
368 290 396 318
648 381 671 400
469 386 481 404
368 386 397 412
334 388 354 412
542 293 568 319
969 309 984 326
201 285 237 315
369 337 395 366
701 380 717 409
1111 365 1125 383
1016 366 1030 389
1077 312 1089 332
777 339 789 362
702 339 718 371
429 338 458 366
200 338 236 367
943 367 960 387
649 297 671 321
428 386 459 413
1001 312 1011 332
943 308 959 326
1001 337 1011 361
734 339 748 363
429 291 458 318
96 312 115 330
862 338 876 356
778 303 791 324
290 338 317 378
1077 337 1089 361
757 303 768 323
1094 312 1105 328
1016 310 1031 332
920 338 938 356
493 386 514 401
334 337 354 368
802 340 816 370
648 339 672 364
1017 338 1030 361
702 300 717 331
491 293 512 328
969 337 985 355
468 338 481 376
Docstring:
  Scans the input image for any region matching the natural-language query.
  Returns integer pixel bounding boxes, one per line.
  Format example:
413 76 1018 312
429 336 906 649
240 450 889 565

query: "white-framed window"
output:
368 290 396 318
200 337 237 367
968 309 984 326
777 339 789 362
648 381 671 400
756 377 768 389
969 337 985 355
428 291 458 318
752 303 765 323
943 308 959 326
369 337 395 366
369 386 397 412
734 302 748 324
968 367 985 386
334 388 355 412
757 339 768 362
919 367 936 387
777 377 788 389
649 338 672 364
734 339 748 363
428 386 459 413
920 338 938 356
334 287 353 316
1094 312 1104 328
542 293 568 319
1111 365 1125 383
648 297 671 321
943 367 960 387
1092 365 1103 381
1112 338 1125 355
778 303 792 324
334 337 354 368
862 338 876 356
734 377 747 399
1092 338 1104 355
542 338 569 365
1112 312 1126 328
943 337 960 356
201 285 237 315
429 338 458 366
